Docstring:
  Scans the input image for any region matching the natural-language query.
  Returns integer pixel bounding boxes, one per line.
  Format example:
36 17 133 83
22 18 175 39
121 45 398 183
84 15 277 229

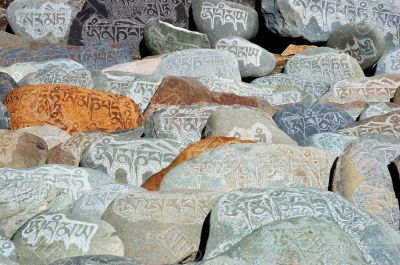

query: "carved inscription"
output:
333 77 400 98
0 131 19 164
344 37 377 64
387 49 400 71
31 66 93 88
0 237 15 258
228 122 273 143
216 38 261 66
201 2 248 30
148 29 202 53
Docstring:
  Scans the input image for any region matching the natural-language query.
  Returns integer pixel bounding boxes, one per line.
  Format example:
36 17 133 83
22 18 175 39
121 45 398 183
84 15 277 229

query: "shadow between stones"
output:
388 161 400 230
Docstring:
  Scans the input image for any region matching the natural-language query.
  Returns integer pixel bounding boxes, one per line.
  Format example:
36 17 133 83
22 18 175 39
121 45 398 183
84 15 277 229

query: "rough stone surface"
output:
376 46 400 75
262 0 400 47
0 236 16 261
0 72 18 101
4 84 143 135
81 136 187 186
144 18 210 55
0 102 10 129
142 137 253 191
203 188 400 263
300 132 356 157
337 110 400 138
156 49 241 80
214 37 275 78
0 130 48 168
394 86 400 105
160 143 334 191
17 125 70 149
204 106 296 144
101 56 164 76
273 103 355 143
13 212 124 265
103 191 220 265
192 0 258 45
49 255 143 265
327 22 385 69
285 53 365 86
359 103 400 120
333 134 400 230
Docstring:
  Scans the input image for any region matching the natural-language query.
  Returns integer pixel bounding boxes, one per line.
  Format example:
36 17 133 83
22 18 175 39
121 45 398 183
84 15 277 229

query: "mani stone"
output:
337 110 400 138
145 76 276 117
359 103 400 120
285 52 364 86
333 134 400 230
159 143 335 192
214 37 276 78
0 165 116 202
197 217 368 265
13 212 124 265
0 131 48 168
17 125 70 149
144 105 219 144
49 255 143 265
72 184 144 218
0 72 18 101
156 49 241 80
0 102 10 129
144 18 210 55
273 103 355 144
6 0 83 44
0 236 16 261
261 0 400 47
251 73 329 101
4 84 143 135
300 132 356 157
102 56 164 76
0 180 58 238
376 46 400 75
192 0 258 45
204 106 297 145
142 137 253 191
68 0 192 59
80 136 186 186
203 188 400 263
326 22 385 69
102 190 221 265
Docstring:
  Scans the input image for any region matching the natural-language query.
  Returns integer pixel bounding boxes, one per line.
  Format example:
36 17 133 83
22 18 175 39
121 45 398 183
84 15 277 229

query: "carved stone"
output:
17 125 70 149
49 255 143 265
0 72 18 101
359 103 400 120
0 102 10 129
376 46 400 75
299 132 356 157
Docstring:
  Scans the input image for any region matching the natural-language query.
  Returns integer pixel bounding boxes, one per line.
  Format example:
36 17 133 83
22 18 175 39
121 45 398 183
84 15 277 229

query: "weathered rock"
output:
156 49 241 80
49 255 143 265
17 125 70 149
142 137 253 191
337 110 400 138
262 0 400 47
333 134 400 230
256 84 314 107
197 217 368 265
203 188 400 263
4 84 143 135
81 136 186 186
160 143 334 191
145 76 276 117
376 46 400 75
285 53 364 86
144 18 210 55
273 103 354 143
145 105 219 144
72 184 144 218
101 56 164 76
6 0 83 44
251 73 329 101
0 236 16 261
300 132 356 157
318 100 370 120
394 86 400 104
68 0 192 59
192 0 258 45
0 72 18 101
215 37 275 78
0 102 10 129
359 103 400 120
13 212 124 265
0 255 18 265
225 0 256 8
103 190 220 265
0 131 47 168
204 106 296 144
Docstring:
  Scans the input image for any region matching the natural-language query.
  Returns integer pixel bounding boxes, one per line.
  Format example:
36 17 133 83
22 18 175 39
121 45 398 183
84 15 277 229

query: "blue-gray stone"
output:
0 72 18 101
299 132 356 157
0 102 10 129
376 46 400 75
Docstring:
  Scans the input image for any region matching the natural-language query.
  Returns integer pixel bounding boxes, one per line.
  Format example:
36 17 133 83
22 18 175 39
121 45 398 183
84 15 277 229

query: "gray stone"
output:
160 143 334 191
102 190 220 265
72 184 144 218
376 46 400 75
273 103 355 143
156 49 241 80
299 47 341 56
0 72 18 101
214 37 275 78
0 102 10 129
333 134 400 230
261 0 400 47
225 0 256 8
204 106 297 145
17 125 70 149
49 255 143 265
0 255 18 265
13 212 124 265
284 52 364 86
0 236 16 262
299 132 356 157
359 103 400 120
192 0 258 45
251 73 329 101
144 18 210 55
6 0 83 44
203 188 400 263
80 136 187 186
327 22 386 69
